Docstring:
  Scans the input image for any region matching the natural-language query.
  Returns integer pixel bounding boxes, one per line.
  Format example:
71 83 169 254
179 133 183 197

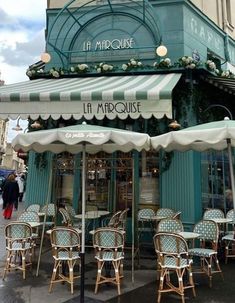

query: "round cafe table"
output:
177 231 200 240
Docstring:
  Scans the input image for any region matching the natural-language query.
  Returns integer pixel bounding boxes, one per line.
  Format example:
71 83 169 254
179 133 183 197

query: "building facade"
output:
1 0 235 233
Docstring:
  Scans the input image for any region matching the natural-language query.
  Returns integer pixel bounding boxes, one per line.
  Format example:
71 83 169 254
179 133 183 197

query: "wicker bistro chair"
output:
203 208 225 220
156 208 175 218
157 218 184 233
117 208 129 231
222 209 235 263
106 210 122 228
93 227 125 295
41 203 56 228
49 227 81 294
17 211 41 244
153 232 196 303
3 222 33 280
189 220 223 287
58 207 72 226
225 209 235 232
65 205 82 228
26 204 41 213
138 208 155 240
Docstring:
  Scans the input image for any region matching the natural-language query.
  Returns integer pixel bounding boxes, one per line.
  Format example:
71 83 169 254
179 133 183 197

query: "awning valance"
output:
0 73 181 120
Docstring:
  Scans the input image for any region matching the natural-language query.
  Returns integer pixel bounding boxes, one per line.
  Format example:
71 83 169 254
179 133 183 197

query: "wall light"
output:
12 117 23 131
41 52 51 63
31 120 42 129
168 120 181 130
156 45 168 57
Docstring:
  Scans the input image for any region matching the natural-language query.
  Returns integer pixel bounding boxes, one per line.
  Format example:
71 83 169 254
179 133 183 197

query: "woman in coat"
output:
2 173 19 219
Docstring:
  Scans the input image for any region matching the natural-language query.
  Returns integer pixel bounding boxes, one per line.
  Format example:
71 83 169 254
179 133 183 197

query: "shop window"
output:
86 152 111 210
201 150 232 213
139 150 160 210
54 152 75 208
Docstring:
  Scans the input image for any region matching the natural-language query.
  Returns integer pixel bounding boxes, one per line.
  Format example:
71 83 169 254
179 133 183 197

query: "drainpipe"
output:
221 0 227 31
221 0 231 62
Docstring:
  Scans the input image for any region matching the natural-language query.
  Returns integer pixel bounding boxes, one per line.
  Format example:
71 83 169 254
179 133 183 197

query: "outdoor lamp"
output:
41 52 51 63
12 117 23 131
156 45 168 57
31 120 42 129
168 120 181 130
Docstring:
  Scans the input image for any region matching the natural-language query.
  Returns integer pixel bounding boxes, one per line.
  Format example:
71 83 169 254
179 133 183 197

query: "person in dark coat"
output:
2 173 19 219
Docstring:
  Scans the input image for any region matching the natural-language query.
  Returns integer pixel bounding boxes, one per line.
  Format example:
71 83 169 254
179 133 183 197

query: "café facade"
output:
1 0 235 232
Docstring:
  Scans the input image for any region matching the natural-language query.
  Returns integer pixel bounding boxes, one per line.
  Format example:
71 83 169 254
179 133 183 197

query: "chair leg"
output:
188 268 196 297
214 256 224 281
22 252 26 280
157 269 166 303
49 260 59 293
2 251 11 280
68 260 74 294
95 260 102 294
113 260 121 295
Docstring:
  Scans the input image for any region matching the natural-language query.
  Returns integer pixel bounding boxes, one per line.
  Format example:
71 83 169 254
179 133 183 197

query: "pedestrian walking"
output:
16 173 25 203
2 173 19 219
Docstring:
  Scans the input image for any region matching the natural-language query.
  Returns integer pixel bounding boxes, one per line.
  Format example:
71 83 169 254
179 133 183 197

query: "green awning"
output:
0 73 181 120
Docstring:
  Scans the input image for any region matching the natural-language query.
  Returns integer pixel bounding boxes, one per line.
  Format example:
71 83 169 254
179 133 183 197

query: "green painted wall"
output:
160 151 202 229
25 152 54 207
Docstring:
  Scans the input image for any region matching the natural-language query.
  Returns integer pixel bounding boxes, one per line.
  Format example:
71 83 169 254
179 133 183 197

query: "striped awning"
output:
203 75 235 95
0 73 181 120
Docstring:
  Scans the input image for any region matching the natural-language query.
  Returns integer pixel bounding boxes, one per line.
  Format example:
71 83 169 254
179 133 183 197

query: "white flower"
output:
109 65 113 71
78 64 88 71
181 56 187 62
130 60 137 66
26 70 32 77
188 63 196 69
137 61 142 67
122 64 128 70
52 71 60 78
153 62 158 67
99 62 103 67
70 66 75 72
97 67 102 73
102 64 109 71
165 58 171 65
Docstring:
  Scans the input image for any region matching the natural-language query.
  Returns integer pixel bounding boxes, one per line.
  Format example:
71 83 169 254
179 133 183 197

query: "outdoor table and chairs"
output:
3 222 34 280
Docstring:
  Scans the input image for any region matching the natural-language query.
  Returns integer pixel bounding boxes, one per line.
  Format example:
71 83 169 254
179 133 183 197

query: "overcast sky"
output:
0 0 47 142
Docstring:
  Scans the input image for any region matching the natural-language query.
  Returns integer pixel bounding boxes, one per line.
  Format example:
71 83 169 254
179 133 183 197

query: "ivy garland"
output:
26 56 235 80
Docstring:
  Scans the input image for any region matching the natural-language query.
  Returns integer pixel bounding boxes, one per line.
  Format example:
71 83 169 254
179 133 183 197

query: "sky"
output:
0 0 47 142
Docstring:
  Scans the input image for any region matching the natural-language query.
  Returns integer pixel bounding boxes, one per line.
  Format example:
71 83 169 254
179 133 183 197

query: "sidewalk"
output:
0 198 234 303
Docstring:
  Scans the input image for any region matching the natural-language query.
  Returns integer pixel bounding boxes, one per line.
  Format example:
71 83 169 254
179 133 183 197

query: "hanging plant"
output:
95 62 114 73
122 58 143 71
153 58 172 69
205 60 219 74
178 56 200 69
